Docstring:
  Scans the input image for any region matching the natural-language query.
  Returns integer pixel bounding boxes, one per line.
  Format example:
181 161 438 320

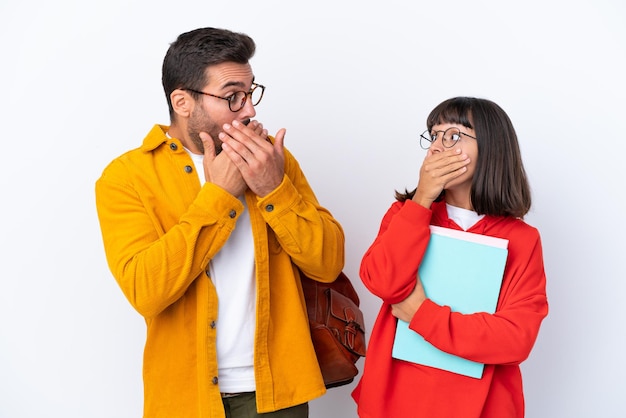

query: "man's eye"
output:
229 91 246 103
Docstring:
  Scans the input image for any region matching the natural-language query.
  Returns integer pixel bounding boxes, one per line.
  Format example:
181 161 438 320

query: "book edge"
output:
429 225 509 249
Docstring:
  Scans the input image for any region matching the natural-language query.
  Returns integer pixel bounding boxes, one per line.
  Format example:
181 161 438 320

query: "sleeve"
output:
95 159 243 318
359 200 433 303
409 225 549 365
255 147 345 282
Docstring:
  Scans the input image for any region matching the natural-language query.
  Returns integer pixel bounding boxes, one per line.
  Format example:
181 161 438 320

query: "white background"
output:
1 1 624 417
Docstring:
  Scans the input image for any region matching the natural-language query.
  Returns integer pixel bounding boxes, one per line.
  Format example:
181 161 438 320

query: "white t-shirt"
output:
446 203 484 231
188 150 256 393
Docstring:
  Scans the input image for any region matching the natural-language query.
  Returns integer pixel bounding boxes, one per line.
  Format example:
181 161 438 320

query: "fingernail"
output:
223 123 231 130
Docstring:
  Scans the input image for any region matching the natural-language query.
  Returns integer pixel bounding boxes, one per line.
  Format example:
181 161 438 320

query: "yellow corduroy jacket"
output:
95 124 345 418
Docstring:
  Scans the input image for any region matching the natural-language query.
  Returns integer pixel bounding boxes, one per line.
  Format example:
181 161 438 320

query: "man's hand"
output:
219 119 285 197
391 277 427 323
200 132 247 197
247 119 269 139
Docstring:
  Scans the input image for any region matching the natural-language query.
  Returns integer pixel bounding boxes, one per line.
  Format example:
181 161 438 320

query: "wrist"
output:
411 191 434 209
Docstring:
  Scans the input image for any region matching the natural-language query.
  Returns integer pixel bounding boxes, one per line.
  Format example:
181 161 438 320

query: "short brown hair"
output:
161 27 256 119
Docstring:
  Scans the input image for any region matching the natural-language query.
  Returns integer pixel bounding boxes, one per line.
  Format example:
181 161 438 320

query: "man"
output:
95 27 345 418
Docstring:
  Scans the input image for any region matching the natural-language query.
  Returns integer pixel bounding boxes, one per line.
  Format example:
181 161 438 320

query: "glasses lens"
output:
443 128 461 147
419 130 433 149
250 85 264 106
229 91 247 111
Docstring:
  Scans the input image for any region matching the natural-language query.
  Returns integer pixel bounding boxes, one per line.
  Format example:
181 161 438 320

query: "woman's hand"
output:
391 277 427 323
412 148 470 208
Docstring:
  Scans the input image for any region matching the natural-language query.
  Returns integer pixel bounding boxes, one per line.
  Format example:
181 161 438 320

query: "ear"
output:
170 89 194 119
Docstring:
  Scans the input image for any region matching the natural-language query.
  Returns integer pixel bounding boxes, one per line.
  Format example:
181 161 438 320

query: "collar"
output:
140 124 174 152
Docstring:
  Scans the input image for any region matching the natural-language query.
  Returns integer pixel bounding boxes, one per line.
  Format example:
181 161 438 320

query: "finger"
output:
273 128 286 149
199 132 216 160
253 122 265 136
424 151 469 174
219 131 249 164
443 155 471 174
230 120 268 148
426 147 462 162
248 120 263 136
222 122 253 152
429 166 468 192
434 156 470 174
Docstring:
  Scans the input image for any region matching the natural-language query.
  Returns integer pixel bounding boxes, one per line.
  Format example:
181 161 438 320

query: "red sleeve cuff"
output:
409 298 448 338
397 199 432 225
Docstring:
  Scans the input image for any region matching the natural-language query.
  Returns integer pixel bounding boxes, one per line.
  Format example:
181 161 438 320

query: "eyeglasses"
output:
419 127 477 150
183 83 265 112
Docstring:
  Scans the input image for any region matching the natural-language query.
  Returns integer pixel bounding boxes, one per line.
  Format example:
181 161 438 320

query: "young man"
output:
95 27 345 418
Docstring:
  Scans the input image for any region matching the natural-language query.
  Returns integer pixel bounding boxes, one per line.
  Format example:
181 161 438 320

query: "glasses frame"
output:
420 127 477 150
183 83 265 112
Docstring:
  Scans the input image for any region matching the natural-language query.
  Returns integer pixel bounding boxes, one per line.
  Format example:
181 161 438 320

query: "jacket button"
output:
184 165 193 173
265 204 274 212
210 321 216 329
229 209 237 218
212 376 219 385
169 143 178 151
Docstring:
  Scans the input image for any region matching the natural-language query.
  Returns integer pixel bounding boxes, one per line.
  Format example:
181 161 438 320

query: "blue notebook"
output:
392 226 509 378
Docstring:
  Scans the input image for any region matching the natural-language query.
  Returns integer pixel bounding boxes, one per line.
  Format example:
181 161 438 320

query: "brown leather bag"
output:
300 270 366 388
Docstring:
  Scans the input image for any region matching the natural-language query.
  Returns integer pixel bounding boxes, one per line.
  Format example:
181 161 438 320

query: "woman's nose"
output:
429 133 445 153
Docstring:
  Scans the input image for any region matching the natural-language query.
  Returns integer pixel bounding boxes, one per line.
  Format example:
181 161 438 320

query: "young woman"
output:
352 97 548 418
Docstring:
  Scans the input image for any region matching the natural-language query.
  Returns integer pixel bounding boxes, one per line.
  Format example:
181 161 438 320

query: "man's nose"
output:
239 97 256 120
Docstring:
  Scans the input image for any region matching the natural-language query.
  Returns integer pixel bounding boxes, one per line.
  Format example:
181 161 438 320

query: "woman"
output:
352 97 548 417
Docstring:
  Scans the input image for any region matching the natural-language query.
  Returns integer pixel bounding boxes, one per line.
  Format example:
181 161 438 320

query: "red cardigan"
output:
352 200 548 418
